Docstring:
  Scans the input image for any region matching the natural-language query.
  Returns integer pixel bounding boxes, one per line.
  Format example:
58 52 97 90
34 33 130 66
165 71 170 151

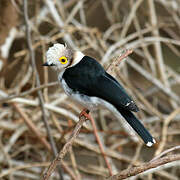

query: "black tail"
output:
119 109 155 147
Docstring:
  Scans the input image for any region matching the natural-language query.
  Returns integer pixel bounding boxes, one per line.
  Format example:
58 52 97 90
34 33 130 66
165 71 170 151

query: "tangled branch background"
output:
0 0 180 179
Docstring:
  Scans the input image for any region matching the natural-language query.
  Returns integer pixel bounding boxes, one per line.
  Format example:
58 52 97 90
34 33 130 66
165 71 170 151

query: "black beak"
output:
42 62 49 66
42 62 55 66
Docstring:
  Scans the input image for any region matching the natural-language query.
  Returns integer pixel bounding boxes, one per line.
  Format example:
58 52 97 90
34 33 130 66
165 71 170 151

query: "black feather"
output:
63 56 138 112
118 108 154 145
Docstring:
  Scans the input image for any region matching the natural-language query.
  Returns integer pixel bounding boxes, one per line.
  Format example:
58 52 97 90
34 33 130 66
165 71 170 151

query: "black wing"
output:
63 56 139 112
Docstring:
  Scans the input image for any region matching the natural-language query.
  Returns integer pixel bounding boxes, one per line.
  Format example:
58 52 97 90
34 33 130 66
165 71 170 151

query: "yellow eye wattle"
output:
59 56 68 64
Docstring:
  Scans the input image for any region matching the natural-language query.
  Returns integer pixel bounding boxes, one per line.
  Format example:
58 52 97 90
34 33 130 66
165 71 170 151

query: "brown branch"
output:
155 107 180 156
12 103 76 179
12 103 51 151
89 113 113 176
106 49 133 74
42 109 89 180
23 0 64 179
151 145 180 162
61 161 77 180
107 154 180 180
0 82 58 103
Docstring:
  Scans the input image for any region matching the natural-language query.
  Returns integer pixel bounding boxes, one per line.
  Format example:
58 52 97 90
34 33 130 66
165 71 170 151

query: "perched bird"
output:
43 43 156 147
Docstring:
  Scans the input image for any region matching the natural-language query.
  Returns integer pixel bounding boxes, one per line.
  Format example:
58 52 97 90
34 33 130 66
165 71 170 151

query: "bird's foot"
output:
79 108 90 120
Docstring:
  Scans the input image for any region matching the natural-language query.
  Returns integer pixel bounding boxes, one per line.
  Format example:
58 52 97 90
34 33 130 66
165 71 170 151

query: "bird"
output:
43 43 156 147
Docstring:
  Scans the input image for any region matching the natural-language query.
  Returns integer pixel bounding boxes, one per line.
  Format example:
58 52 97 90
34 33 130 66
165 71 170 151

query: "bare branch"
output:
107 154 180 180
0 82 58 103
42 109 89 180
23 0 64 179
152 145 180 162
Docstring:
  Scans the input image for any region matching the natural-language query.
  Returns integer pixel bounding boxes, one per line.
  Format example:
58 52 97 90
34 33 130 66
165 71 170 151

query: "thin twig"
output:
155 108 180 156
107 154 180 180
106 49 133 75
23 0 64 179
12 103 51 151
88 113 113 176
42 109 89 180
151 145 180 162
45 0 76 48
120 0 143 38
126 57 180 103
69 147 81 180
11 104 76 179
148 0 167 85
0 82 58 103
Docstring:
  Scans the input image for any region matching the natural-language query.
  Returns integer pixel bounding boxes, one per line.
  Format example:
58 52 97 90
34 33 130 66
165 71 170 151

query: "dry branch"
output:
42 109 89 180
0 82 58 103
107 154 180 180
23 0 64 178
89 112 113 175
12 103 51 151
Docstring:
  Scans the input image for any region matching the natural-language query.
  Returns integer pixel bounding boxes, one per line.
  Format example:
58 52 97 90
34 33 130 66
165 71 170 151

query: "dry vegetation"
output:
0 0 180 179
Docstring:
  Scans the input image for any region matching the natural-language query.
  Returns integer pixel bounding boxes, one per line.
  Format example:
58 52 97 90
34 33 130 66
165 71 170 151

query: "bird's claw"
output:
79 108 90 120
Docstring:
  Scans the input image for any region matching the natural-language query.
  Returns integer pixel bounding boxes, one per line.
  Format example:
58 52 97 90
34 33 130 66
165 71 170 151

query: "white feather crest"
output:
46 43 66 64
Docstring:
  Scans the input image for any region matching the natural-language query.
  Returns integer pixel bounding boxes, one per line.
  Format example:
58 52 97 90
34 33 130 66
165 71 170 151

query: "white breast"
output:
58 71 100 109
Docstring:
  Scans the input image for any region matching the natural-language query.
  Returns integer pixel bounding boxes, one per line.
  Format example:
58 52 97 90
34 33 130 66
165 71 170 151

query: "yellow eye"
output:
59 56 68 64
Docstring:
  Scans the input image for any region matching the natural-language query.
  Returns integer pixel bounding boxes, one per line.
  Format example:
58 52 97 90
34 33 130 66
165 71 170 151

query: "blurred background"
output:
0 0 180 179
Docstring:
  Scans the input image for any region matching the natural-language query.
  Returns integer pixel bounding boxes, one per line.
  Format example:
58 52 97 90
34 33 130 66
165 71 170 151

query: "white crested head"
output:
45 43 73 71
44 43 85 71
46 44 66 65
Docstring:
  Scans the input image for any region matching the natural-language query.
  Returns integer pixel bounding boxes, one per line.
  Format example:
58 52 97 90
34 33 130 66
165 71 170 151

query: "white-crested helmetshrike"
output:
43 43 156 147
